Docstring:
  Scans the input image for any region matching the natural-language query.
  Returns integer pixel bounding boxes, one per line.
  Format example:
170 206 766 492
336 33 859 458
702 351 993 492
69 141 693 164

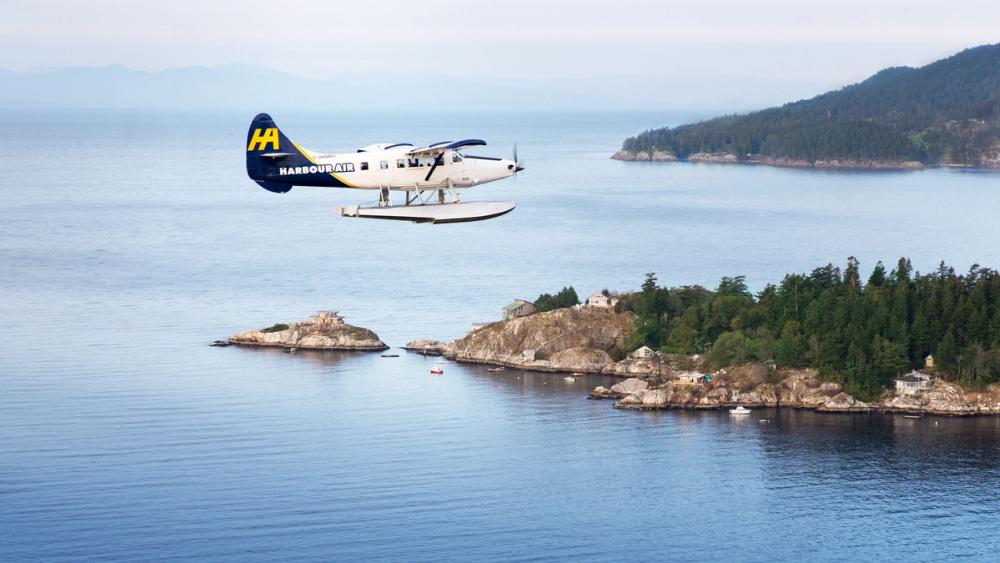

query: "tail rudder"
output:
245 113 312 193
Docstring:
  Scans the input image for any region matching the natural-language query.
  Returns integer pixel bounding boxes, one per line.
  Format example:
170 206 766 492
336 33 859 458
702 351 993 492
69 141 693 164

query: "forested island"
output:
414 258 1000 415
620 258 1000 400
614 44 1000 168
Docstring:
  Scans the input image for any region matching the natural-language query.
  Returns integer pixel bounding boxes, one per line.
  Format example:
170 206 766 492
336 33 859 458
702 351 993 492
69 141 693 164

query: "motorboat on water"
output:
563 376 576 382
730 405 752 415
430 366 444 375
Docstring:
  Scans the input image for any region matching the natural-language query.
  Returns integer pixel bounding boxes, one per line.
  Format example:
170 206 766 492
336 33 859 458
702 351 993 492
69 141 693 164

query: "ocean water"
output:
2 109 1000 561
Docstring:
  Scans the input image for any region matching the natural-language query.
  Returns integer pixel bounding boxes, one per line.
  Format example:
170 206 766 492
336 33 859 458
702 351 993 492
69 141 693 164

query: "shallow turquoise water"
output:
1 110 999 561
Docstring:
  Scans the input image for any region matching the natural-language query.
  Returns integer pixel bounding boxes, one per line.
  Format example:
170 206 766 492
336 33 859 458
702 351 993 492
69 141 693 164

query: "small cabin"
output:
674 371 708 385
924 354 935 369
585 292 618 309
895 370 933 395
504 299 536 320
631 345 655 359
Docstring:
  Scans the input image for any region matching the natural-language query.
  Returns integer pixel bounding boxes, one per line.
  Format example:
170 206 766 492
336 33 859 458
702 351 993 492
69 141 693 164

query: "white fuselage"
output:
293 143 518 191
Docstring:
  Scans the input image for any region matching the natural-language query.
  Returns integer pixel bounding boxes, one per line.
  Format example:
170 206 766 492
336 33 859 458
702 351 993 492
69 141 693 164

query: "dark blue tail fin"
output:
245 113 313 193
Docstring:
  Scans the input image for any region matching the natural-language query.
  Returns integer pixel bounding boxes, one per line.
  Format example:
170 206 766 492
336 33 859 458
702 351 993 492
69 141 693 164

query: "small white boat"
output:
429 367 444 375
563 376 576 382
730 405 752 415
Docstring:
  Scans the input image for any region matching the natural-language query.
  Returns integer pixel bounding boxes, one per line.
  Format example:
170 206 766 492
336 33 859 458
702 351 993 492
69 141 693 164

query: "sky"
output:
1 0 998 109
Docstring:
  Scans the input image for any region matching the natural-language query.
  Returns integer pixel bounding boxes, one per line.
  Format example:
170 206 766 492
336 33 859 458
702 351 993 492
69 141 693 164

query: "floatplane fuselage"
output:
245 113 522 223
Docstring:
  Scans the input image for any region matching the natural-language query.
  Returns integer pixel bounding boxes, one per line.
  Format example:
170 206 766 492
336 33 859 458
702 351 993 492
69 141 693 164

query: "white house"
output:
895 370 933 395
585 292 618 308
504 299 536 320
631 345 655 359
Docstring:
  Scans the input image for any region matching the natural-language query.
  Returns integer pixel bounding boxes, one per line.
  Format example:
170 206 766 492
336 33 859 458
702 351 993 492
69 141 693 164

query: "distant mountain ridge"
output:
615 44 1000 168
0 63 833 112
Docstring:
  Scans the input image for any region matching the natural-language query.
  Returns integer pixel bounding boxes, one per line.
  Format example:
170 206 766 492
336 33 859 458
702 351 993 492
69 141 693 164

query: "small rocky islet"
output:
225 310 387 351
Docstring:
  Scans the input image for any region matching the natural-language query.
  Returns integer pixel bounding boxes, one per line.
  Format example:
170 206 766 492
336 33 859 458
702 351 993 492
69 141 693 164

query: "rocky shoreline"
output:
588 363 1000 416
223 306 1000 417
409 306 1000 417
610 149 1000 170
226 310 387 351
409 306 637 375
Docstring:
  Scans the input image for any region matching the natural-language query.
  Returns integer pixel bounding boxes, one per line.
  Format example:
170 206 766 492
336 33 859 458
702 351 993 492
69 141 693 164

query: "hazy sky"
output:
2 0 998 105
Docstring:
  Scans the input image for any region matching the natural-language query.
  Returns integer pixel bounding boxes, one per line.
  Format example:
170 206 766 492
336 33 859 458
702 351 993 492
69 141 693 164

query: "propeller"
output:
513 142 524 173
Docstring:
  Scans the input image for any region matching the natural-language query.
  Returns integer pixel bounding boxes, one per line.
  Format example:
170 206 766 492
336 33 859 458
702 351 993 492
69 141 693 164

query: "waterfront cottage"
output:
674 371 708 385
585 292 618 308
631 345 655 359
504 299 536 320
895 370 933 395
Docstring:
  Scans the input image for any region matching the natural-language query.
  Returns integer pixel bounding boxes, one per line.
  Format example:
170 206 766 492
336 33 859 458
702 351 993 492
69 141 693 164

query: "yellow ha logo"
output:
247 128 279 151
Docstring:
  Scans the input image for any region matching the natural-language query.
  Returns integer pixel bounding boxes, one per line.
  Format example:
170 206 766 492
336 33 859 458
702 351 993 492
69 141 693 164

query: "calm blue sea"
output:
2 109 1000 561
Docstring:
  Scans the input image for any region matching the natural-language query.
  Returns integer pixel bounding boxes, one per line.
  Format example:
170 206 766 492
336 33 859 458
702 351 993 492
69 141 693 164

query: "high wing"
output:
408 139 488 182
407 139 486 156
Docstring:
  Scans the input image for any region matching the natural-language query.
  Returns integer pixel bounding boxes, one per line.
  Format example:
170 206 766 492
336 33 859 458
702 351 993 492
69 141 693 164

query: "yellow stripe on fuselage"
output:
292 141 355 188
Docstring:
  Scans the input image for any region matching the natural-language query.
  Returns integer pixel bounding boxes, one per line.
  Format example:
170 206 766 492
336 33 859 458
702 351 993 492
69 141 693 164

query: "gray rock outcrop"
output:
228 310 387 351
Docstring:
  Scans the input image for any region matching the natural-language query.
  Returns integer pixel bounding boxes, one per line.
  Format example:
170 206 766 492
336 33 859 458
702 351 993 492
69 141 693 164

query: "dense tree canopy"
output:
622 44 1000 165
534 286 580 312
624 258 1000 399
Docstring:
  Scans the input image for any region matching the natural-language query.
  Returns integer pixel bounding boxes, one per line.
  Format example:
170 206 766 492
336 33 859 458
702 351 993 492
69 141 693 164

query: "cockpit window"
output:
452 153 463 163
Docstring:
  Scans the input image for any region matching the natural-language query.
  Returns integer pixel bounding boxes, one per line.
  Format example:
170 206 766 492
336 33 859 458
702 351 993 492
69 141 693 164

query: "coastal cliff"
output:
445 306 632 373
228 310 387 351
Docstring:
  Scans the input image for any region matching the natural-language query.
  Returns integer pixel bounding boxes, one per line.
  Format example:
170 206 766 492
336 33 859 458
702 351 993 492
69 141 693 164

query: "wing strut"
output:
425 152 444 182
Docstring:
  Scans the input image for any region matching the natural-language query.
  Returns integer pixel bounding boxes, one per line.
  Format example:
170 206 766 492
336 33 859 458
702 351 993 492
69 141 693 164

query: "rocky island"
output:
227 310 387 351
614 44 1000 169
414 257 1000 416
409 305 637 374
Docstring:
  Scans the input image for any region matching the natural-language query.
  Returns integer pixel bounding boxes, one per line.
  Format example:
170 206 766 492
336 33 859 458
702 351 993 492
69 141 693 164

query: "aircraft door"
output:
450 151 469 186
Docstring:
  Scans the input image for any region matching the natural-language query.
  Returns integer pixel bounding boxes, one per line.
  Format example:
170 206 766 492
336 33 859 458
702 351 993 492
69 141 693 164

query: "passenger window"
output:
380 160 389 169
452 153 463 163
360 162 369 171
408 158 420 167
397 159 405 169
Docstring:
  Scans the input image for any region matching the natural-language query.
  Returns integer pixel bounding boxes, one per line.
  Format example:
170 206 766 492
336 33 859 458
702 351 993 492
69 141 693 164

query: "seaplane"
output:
245 113 522 223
